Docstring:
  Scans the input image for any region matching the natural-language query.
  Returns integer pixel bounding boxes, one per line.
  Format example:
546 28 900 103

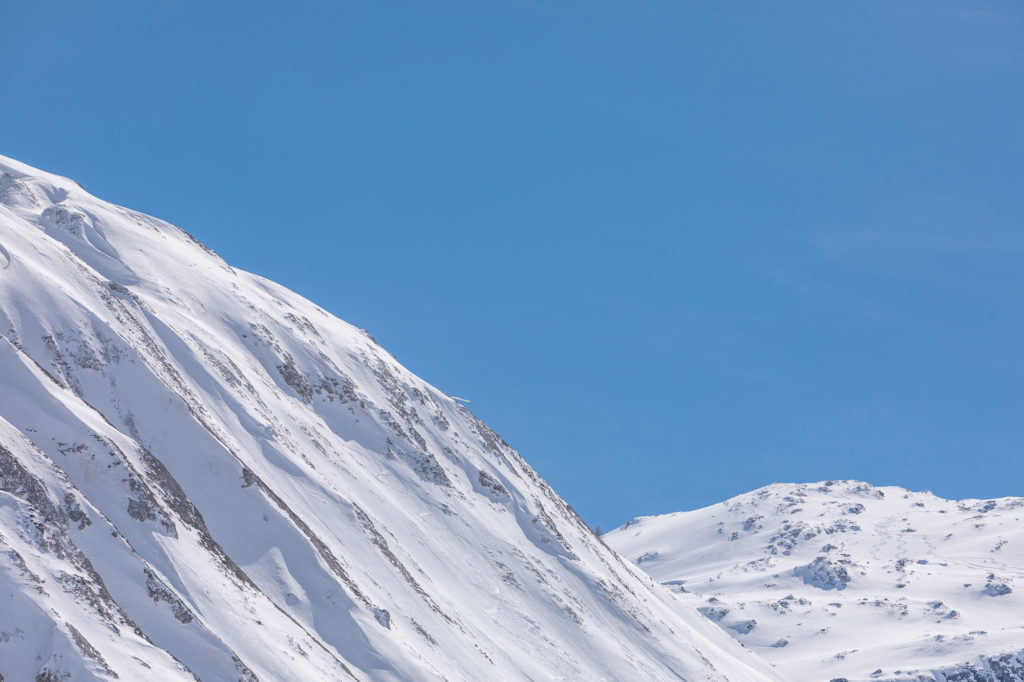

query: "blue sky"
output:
5 1 1023 529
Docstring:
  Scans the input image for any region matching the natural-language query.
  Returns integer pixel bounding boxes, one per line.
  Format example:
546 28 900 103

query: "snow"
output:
606 480 1024 681
0 154 780 681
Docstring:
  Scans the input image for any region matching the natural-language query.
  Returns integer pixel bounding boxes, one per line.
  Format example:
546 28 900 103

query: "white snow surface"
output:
0 154 781 681
606 480 1024 681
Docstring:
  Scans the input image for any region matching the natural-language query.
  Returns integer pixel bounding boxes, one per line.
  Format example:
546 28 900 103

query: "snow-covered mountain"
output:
606 481 1024 682
0 154 781 681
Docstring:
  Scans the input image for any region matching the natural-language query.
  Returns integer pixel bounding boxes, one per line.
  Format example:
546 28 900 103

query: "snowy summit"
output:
0 154 780 681
607 480 1024 682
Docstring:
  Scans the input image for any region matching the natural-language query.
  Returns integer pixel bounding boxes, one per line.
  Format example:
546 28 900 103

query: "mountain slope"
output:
0 154 779 681
606 481 1024 682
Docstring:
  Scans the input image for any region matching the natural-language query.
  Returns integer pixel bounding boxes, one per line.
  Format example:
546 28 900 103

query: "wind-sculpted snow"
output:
0 155 779 681
607 481 1024 682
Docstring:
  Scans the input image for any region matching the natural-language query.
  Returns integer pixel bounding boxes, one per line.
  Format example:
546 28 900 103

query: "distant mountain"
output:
0 154 779 681
607 480 1024 682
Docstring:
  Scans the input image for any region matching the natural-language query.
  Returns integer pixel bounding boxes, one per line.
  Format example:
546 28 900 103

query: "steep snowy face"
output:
0 154 780 681
606 481 1024 682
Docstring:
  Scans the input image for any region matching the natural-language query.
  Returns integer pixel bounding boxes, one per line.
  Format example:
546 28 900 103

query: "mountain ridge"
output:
0 153 779 681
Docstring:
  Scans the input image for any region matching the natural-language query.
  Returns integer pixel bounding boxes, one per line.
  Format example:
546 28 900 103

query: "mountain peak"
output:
0 154 779 681
608 481 1024 681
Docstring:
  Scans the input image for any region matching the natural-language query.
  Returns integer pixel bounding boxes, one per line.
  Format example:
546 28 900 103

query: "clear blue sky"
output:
5 1 1023 529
